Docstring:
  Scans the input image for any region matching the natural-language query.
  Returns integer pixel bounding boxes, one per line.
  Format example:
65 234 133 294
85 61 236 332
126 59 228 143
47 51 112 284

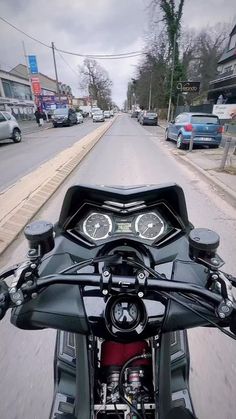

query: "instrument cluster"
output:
75 210 166 243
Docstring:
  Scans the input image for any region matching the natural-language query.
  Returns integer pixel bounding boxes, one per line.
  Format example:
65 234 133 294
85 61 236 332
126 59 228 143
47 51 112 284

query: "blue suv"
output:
165 113 223 149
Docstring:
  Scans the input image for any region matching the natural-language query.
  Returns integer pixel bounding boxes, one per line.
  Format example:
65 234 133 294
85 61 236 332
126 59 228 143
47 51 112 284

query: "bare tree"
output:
79 59 112 109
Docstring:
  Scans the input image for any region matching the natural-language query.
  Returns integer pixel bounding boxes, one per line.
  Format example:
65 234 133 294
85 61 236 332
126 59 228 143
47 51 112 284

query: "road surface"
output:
0 114 236 419
0 118 98 192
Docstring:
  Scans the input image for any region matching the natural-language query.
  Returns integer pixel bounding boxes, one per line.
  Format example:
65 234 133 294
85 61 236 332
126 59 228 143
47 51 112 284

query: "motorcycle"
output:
1 183 236 419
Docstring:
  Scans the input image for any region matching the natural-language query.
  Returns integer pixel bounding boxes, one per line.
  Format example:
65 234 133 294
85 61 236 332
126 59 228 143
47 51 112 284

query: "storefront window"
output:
2 79 32 100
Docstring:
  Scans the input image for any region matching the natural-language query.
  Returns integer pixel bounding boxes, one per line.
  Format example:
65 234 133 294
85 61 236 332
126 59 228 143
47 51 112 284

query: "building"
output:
208 24 236 104
0 69 34 119
0 64 73 119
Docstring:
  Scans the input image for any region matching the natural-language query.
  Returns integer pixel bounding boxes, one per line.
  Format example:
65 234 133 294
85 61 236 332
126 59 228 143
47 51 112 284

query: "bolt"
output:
138 272 145 280
25 272 32 278
211 258 219 266
9 287 16 294
212 274 218 280
26 280 33 287
15 300 22 306
30 263 37 269
226 300 233 308
31 293 38 299
219 312 225 319
103 270 110 277
138 291 144 298
102 289 108 295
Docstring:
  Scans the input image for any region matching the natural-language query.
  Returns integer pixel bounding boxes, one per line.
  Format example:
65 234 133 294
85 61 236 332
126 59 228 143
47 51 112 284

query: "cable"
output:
0 16 51 49
118 354 151 419
114 403 123 419
56 50 79 78
0 15 144 60
159 290 236 341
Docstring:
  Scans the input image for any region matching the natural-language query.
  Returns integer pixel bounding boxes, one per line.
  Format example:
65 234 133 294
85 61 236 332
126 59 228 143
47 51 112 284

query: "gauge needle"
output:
93 223 100 237
142 223 153 235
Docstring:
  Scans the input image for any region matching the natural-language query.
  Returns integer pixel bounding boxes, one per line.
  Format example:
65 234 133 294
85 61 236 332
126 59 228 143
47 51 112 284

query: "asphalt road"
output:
0 114 236 419
0 118 99 192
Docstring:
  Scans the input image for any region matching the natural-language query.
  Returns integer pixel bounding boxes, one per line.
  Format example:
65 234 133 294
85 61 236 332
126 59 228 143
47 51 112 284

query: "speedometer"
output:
83 213 112 240
135 212 164 240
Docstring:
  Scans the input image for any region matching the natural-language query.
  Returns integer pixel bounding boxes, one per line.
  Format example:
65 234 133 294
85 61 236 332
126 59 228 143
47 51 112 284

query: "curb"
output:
0 118 115 256
175 151 236 206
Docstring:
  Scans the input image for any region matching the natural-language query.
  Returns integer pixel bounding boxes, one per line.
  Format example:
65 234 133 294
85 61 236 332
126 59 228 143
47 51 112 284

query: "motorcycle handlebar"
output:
1 271 236 335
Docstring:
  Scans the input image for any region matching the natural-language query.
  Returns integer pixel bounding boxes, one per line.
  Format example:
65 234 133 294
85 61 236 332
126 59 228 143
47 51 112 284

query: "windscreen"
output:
146 113 157 117
191 115 219 124
54 108 68 115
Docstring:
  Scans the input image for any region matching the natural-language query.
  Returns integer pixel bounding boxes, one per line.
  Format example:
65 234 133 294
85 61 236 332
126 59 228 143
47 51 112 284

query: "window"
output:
225 66 232 73
2 79 32 100
229 33 236 50
191 115 219 124
2 112 11 120
0 112 6 123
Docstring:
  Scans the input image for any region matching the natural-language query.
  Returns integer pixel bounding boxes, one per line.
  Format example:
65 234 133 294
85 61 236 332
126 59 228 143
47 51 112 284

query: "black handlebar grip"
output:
0 280 9 320
229 312 236 336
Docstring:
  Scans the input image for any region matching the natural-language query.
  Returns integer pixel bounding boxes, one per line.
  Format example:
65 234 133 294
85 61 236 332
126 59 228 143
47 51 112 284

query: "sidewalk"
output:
18 120 52 135
158 120 236 205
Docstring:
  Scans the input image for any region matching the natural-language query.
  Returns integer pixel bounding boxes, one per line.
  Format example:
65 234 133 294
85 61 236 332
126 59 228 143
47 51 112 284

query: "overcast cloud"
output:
0 0 235 106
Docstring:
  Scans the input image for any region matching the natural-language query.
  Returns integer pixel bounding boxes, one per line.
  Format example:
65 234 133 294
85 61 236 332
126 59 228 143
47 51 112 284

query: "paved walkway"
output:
18 119 52 135
159 120 236 204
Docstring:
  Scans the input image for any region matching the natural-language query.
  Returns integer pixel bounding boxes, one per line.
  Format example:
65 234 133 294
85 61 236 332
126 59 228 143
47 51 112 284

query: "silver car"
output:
93 111 105 122
0 111 22 143
76 112 84 124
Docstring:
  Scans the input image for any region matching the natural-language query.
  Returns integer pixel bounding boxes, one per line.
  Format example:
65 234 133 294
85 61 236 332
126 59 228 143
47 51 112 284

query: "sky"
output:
0 0 235 107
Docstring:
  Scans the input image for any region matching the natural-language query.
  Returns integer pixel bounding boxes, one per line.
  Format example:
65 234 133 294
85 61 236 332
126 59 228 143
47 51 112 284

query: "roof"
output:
10 64 57 83
218 23 236 64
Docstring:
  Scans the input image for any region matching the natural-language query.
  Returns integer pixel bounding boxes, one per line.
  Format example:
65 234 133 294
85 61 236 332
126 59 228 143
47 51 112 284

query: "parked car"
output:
0 111 22 143
139 111 158 126
104 111 111 118
165 112 223 149
52 108 77 127
93 111 105 122
76 112 84 124
110 110 114 117
91 107 101 117
131 111 139 118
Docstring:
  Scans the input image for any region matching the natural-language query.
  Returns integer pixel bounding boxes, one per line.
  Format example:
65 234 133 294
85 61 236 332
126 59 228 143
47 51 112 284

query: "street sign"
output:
31 77 41 95
176 81 200 93
28 55 39 74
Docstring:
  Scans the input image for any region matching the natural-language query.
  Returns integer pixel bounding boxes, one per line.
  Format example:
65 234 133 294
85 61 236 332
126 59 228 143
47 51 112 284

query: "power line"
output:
0 15 144 60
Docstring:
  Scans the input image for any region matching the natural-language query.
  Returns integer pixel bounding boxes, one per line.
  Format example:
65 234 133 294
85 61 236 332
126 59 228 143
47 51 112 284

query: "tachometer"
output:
83 213 112 240
135 212 164 240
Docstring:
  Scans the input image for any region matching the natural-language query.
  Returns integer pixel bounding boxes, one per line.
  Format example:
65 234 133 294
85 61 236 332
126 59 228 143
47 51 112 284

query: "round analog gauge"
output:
83 213 112 240
135 212 164 240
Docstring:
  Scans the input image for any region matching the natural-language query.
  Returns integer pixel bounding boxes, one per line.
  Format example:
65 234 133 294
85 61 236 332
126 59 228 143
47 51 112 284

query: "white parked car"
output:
104 111 110 118
0 111 22 143
93 111 105 122
91 107 101 117
76 112 84 124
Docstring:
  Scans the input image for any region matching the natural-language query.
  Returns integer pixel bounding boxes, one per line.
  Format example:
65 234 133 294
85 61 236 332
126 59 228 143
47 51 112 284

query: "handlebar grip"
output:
0 280 9 320
230 312 236 336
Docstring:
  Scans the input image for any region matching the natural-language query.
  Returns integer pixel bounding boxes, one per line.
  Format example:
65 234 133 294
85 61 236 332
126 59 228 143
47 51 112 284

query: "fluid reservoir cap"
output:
24 220 53 242
189 228 220 253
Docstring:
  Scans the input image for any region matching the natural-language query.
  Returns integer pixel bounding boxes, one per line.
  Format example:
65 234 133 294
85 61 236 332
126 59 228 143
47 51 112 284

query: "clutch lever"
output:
210 271 234 319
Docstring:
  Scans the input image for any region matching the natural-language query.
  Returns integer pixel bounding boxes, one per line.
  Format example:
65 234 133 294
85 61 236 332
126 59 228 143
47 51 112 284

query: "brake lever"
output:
210 271 234 319
8 260 39 307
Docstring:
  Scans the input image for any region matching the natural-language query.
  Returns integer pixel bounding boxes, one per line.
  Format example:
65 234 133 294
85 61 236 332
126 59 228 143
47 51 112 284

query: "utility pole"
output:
51 42 61 103
167 33 177 122
148 71 153 111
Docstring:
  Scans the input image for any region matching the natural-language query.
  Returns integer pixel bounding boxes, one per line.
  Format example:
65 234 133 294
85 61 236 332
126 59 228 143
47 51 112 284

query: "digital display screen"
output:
116 222 132 233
